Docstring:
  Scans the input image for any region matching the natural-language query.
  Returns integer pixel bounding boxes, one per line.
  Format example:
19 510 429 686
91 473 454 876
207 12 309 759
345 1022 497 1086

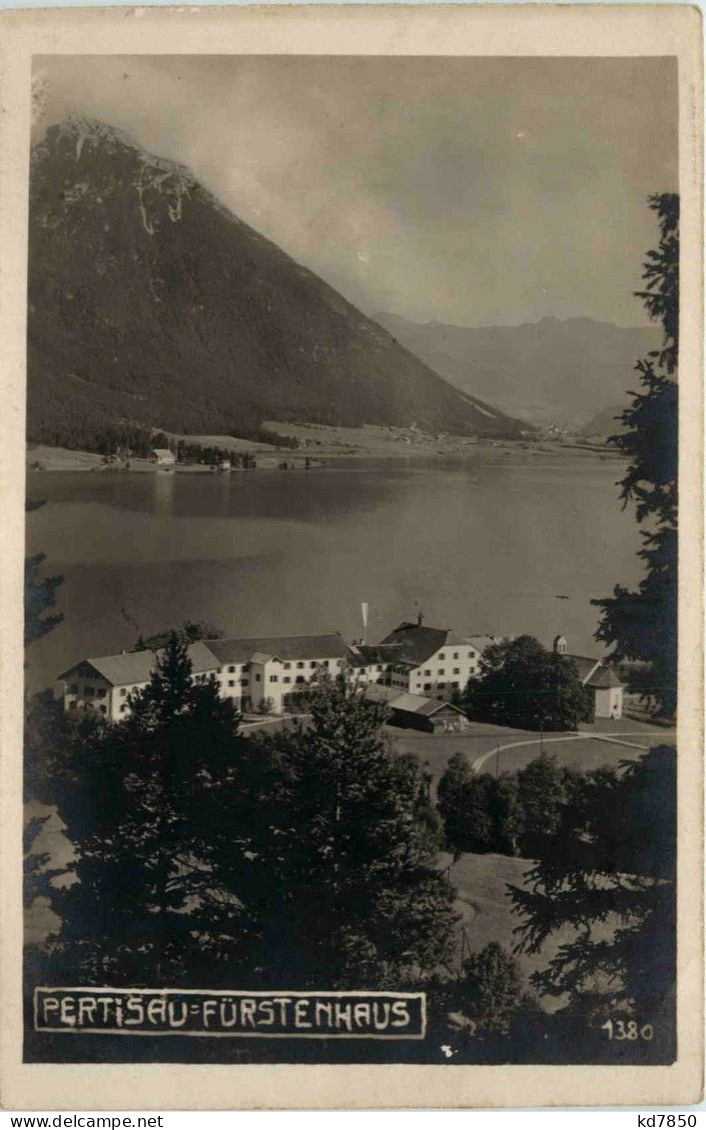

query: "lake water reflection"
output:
25 453 640 694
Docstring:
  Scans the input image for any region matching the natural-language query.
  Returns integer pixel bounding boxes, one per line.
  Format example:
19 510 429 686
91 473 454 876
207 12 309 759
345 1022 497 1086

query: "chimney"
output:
361 602 369 645
417 608 424 627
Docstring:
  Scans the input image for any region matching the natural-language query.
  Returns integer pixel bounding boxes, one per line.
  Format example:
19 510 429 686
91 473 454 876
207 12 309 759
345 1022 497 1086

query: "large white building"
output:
347 618 506 701
57 634 351 718
56 619 622 723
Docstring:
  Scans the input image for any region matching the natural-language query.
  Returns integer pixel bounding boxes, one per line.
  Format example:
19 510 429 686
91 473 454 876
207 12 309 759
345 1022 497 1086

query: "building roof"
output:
58 640 220 686
387 692 467 717
377 623 464 666
347 644 396 668
565 654 602 683
205 634 349 665
565 653 624 689
185 641 223 672
151 448 174 457
585 665 625 689
364 685 466 717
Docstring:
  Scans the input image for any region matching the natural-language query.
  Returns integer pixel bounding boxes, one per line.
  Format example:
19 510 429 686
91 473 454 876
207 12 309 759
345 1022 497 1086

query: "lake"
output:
25 452 641 695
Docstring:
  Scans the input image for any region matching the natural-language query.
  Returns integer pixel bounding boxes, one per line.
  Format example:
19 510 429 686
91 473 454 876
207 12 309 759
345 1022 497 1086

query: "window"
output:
438 652 445 660
228 680 235 687
321 659 329 668
296 676 305 685
283 676 291 684
296 661 304 669
423 683 431 692
269 675 278 683
241 678 249 687
453 652 459 659
99 705 107 714
217 667 222 674
255 674 261 682
438 682 446 689
120 704 127 713
337 660 345 667
424 669 431 676
453 667 460 675
119 688 127 697
132 686 138 693
283 662 291 670
69 683 79 695
84 687 95 697
438 669 445 676
97 688 107 698
310 661 317 669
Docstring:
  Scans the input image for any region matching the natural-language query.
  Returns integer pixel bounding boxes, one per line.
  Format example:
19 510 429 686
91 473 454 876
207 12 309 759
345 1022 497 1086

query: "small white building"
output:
553 636 624 719
150 448 176 465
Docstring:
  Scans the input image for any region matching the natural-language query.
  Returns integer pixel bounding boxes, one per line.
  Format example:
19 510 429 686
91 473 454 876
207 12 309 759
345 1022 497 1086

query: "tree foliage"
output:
231 674 457 988
508 745 676 1030
49 634 250 985
133 619 224 652
25 499 64 647
593 194 678 716
48 659 456 992
456 942 529 1037
463 635 593 732
437 752 523 857
516 753 566 859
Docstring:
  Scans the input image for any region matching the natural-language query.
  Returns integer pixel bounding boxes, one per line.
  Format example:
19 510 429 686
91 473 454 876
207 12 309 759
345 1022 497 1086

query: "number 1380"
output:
601 1019 654 1041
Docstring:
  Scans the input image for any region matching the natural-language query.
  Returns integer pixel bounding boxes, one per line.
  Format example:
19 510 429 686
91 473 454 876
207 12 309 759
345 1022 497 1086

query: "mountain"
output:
376 312 662 429
578 405 627 438
28 116 525 448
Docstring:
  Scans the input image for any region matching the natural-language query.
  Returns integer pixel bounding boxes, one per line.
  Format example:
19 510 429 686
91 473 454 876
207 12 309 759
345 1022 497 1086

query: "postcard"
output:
0 3 702 1110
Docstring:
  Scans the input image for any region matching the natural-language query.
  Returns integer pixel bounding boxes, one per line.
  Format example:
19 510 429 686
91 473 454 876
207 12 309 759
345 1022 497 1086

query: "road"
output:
470 728 671 774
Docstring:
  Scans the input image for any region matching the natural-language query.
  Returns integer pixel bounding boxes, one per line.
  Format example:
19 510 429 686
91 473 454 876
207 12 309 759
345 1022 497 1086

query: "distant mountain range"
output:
376 312 662 429
28 115 525 448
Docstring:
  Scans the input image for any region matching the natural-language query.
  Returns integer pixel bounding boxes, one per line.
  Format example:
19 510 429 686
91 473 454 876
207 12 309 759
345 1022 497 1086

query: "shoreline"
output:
27 437 621 474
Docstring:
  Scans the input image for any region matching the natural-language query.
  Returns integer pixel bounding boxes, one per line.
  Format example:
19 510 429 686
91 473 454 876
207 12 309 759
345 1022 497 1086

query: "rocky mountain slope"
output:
28 116 525 447
377 311 662 429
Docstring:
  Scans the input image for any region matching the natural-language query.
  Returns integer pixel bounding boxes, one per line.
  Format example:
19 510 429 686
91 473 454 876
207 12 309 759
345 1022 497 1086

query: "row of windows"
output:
219 658 343 674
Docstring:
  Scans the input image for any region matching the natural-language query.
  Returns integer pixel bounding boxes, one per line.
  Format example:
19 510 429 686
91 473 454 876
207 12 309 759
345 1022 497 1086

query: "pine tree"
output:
592 194 678 716
508 745 676 1037
49 634 251 985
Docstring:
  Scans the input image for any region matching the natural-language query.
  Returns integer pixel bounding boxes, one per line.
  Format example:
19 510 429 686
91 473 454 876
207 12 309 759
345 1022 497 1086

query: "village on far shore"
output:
26 415 621 475
56 610 625 736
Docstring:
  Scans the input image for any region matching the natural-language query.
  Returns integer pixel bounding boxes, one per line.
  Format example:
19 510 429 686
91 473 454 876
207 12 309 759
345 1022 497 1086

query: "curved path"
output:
471 729 671 775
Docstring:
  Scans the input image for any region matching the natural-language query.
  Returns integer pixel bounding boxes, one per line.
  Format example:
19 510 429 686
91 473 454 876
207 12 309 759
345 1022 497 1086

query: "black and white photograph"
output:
3 5 700 1107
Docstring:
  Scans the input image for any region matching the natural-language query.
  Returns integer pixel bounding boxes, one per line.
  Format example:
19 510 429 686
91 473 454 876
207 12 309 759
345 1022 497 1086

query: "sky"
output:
33 54 678 327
